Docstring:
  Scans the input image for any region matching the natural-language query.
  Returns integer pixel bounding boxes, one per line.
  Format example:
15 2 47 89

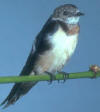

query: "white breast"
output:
49 27 78 72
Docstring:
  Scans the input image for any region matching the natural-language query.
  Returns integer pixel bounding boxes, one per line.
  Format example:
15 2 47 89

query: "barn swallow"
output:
1 4 84 108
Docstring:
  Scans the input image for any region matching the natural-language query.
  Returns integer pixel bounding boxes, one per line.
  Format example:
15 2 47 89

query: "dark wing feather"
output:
35 17 59 53
0 18 59 109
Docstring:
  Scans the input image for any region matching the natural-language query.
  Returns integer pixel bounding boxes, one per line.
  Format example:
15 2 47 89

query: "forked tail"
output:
0 82 37 109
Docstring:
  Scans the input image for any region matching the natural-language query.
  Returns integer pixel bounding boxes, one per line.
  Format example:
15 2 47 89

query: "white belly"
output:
48 27 78 72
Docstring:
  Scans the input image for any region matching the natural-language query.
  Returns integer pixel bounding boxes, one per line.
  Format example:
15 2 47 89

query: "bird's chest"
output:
50 27 78 69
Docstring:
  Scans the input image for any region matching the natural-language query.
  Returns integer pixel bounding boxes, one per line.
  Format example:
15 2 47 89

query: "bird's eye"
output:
63 11 68 15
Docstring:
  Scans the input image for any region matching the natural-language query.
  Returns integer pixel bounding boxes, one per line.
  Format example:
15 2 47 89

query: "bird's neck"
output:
55 19 80 35
67 24 80 35
66 17 80 24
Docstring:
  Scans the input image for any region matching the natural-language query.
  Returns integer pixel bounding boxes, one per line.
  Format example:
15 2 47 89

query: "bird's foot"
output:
45 72 56 84
89 65 100 78
58 71 69 83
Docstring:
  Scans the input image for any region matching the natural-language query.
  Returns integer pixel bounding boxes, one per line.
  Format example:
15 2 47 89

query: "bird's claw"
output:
58 71 69 83
45 72 56 84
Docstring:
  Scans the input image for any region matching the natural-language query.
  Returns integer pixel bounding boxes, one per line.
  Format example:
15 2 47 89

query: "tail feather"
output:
1 82 37 109
1 94 20 109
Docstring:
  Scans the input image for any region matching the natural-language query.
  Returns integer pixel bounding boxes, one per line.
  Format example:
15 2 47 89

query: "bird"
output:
1 4 84 108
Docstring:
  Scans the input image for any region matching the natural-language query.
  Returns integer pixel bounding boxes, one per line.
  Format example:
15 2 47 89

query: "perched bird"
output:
1 4 84 108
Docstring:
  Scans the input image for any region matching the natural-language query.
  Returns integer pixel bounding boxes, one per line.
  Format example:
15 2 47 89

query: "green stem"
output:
0 71 100 84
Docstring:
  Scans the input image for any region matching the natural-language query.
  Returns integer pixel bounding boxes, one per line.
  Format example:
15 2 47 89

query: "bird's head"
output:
52 4 84 24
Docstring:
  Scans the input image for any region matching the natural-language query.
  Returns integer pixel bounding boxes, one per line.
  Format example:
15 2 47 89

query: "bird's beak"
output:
76 12 84 16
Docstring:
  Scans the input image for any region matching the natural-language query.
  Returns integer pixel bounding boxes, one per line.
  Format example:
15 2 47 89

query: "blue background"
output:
0 0 100 112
